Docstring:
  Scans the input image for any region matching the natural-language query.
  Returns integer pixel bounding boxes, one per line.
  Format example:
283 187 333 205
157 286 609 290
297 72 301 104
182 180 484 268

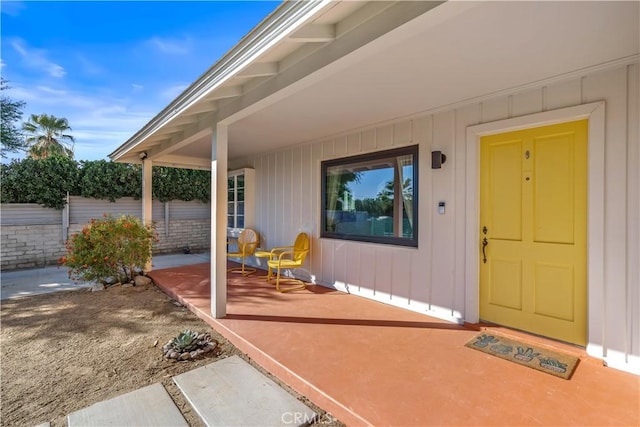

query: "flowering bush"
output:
61 214 157 284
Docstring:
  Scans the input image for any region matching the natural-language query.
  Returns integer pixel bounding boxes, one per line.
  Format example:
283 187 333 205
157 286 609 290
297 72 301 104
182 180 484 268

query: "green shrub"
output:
1 158 211 208
78 160 141 201
1 155 79 209
61 214 157 284
153 167 210 203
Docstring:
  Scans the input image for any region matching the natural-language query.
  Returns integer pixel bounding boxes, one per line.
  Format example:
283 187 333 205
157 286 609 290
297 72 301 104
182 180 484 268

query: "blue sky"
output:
0 1 280 161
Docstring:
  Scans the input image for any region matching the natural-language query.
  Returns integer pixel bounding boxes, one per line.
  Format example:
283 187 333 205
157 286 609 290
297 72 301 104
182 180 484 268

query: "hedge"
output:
0 157 210 209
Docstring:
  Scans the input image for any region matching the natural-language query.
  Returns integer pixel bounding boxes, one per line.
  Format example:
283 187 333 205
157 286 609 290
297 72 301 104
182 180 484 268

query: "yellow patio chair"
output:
263 232 310 292
227 228 260 275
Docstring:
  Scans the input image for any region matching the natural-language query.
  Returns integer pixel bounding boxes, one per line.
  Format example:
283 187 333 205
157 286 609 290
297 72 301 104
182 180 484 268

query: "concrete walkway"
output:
66 356 314 426
2 252 317 426
67 383 189 427
0 252 210 300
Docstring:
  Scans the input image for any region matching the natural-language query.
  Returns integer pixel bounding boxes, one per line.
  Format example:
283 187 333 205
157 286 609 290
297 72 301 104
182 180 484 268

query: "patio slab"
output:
173 355 316 426
149 262 640 427
67 383 188 427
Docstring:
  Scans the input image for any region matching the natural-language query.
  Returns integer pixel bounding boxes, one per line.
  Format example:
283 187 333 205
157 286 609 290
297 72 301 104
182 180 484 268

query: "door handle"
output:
482 237 488 264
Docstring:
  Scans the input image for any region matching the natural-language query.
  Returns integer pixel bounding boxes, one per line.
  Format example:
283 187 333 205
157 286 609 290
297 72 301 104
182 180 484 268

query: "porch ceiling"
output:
112 0 639 169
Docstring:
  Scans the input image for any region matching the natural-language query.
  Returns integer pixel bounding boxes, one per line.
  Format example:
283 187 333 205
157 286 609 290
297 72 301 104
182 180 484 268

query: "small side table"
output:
254 250 274 281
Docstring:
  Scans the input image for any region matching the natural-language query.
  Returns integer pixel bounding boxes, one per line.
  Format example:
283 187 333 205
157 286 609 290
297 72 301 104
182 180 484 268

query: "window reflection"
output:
322 146 418 247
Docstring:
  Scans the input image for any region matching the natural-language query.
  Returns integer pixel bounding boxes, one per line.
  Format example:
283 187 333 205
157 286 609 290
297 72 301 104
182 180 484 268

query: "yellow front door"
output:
479 120 587 346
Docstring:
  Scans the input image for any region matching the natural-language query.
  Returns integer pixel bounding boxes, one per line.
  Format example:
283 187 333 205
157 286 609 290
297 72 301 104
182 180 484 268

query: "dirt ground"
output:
0 283 343 427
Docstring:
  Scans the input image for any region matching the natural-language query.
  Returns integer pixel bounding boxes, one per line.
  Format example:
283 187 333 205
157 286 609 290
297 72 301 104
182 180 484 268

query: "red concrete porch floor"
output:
148 262 640 426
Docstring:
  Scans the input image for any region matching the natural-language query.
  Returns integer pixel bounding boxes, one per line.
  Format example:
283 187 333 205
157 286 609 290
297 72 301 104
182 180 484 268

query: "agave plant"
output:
163 330 217 360
170 330 200 353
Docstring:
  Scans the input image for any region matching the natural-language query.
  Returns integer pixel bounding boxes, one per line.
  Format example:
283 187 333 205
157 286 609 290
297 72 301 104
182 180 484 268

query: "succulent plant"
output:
163 330 217 360
169 330 200 353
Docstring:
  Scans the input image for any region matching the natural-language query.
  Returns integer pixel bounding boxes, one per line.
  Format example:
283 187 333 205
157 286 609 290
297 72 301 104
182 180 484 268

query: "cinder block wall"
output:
153 219 211 254
1 198 211 270
1 224 67 269
66 218 211 255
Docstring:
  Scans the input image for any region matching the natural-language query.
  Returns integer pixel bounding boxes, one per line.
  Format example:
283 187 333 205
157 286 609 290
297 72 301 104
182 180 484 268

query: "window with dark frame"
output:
321 145 418 247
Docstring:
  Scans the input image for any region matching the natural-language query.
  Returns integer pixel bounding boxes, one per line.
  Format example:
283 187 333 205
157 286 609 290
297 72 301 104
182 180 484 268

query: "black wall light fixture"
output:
431 151 447 169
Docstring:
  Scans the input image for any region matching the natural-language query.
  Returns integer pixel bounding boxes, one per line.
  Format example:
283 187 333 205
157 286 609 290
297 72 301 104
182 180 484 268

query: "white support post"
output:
211 124 228 318
142 158 153 272
62 192 70 242
164 201 170 237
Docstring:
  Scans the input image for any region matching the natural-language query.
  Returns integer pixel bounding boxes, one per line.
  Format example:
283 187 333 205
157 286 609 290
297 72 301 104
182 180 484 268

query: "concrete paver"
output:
0 252 210 300
151 252 210 269
3 252 320 426
173 355 316 427
67 383 188 427
0 265 92 300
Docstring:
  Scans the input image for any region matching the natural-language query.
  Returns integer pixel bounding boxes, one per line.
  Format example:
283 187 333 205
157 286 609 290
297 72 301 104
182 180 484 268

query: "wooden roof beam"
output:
289 24 335 42
206 85 243 100
183 100 218 117
236 62 279 78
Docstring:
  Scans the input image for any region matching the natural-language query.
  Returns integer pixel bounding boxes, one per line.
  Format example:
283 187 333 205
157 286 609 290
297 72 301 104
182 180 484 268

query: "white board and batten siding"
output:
231 61 640 374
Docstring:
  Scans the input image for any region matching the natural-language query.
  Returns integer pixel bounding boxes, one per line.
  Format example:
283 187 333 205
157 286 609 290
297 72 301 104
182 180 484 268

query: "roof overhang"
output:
110 0 639 170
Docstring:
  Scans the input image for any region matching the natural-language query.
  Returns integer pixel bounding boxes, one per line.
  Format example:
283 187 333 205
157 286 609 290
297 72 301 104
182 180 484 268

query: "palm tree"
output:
23 114 75 159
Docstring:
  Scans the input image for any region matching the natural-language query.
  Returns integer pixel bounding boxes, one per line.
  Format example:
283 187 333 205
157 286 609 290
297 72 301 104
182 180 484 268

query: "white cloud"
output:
160 83 189 101
75 54 104 76
14 85 95 111
48 63 66 78
72 129 142 159
147 36 192 55
10 38 66 78
66 106 155 159
11 39 28 56
12 83 156 160
1 1 26 17
72 107 152 131
131 83 144 92
35 85 67 96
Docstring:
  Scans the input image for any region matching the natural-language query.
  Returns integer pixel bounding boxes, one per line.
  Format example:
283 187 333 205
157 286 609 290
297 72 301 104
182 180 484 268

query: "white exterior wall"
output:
231 62 639 374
